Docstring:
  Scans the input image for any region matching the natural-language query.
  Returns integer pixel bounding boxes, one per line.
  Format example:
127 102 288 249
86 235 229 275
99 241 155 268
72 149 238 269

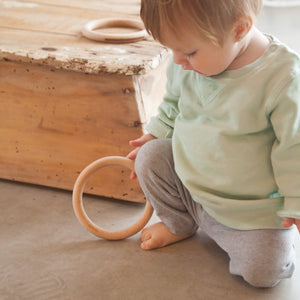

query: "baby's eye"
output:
185 51 196 58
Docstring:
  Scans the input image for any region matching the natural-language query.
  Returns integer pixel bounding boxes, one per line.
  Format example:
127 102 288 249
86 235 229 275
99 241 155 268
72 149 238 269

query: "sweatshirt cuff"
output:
277 197 300 219
146 117 173 139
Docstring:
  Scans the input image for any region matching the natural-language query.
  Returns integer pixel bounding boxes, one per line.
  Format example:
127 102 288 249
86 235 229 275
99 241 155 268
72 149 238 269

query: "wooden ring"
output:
72 156 153 240
82 18 148 43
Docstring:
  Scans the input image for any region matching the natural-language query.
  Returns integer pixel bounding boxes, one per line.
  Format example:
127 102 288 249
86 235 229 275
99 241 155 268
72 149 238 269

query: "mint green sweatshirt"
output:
146 36 300 230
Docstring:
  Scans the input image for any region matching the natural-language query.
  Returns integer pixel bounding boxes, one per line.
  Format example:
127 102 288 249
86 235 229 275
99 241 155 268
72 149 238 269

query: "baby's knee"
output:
135 138 172 177
237 260 295 288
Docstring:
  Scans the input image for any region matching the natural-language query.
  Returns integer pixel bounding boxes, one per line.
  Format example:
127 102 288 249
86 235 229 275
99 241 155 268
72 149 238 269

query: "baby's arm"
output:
127 60 181 180
270 74 300 231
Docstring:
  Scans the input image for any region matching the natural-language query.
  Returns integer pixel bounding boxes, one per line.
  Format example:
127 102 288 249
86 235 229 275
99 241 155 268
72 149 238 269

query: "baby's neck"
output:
227 27 270 71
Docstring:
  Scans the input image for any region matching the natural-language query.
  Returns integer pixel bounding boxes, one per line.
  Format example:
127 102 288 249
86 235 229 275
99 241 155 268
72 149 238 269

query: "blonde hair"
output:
140 0 263 46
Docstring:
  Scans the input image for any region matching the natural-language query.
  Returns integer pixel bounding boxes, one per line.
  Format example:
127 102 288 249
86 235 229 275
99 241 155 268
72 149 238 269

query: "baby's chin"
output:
182 66 211 77
195 70 206 76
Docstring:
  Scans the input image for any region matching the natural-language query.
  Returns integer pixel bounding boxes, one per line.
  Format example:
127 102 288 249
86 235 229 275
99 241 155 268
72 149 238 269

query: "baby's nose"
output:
172 51 187 66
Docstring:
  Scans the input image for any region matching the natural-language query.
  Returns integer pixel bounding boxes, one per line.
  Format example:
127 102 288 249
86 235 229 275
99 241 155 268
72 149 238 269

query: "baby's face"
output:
160 27 241 77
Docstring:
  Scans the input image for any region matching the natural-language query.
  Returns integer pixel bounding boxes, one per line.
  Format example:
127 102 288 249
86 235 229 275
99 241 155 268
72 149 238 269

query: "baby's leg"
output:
199 209 297 288
135 139 199 250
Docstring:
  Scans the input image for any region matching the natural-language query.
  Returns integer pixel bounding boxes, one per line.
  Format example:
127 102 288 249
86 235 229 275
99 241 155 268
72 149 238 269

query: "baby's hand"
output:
127 134 156 179
282 217 300 233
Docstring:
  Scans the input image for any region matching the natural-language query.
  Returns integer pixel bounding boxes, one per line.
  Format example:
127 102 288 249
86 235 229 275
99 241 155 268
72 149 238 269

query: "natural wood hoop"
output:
82 18 148 43
72 156 153 240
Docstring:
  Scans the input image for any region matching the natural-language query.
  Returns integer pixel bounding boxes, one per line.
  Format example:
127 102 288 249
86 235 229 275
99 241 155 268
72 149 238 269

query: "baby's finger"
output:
126 147 140 160
129 138 144 147
130 134 155 147
130 170 137 180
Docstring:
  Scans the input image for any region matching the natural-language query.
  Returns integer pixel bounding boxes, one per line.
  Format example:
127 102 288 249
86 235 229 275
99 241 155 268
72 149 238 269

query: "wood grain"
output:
0 0 170 201
0 60 148 202
0 0 169 75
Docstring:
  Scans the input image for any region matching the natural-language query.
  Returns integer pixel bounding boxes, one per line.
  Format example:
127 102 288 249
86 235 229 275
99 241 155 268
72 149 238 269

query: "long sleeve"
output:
143 38 300 230
146 60 180 138
270 73 300 219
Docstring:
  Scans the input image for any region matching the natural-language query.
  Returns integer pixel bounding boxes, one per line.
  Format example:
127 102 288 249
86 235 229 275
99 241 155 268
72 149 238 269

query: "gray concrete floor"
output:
0 180 300 300
1 5 300 300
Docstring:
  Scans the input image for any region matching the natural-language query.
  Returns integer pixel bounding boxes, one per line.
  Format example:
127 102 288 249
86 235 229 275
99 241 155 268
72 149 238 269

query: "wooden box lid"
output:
0 0 169 75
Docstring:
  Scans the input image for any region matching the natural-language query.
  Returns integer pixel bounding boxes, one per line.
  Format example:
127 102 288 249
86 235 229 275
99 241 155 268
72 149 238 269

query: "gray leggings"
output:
135 138 297 288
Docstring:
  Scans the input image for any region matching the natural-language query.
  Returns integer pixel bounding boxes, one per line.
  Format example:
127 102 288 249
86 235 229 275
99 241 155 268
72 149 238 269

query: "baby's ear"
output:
234 16 253 42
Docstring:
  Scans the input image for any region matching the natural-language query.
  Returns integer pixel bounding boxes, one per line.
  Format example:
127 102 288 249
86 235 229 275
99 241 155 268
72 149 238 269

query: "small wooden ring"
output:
82 18 148 43
72 156 153 240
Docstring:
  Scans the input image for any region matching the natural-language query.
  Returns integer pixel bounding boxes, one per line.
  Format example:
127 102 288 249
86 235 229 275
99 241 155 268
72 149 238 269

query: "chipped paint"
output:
0 45 170 75
0 0 169 75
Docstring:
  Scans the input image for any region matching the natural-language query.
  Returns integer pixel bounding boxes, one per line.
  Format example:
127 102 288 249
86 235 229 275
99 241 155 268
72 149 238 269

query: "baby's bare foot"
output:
140 222 194 250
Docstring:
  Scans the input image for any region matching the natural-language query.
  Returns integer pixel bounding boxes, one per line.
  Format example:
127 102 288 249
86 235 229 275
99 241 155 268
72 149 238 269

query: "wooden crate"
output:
0 0 170 202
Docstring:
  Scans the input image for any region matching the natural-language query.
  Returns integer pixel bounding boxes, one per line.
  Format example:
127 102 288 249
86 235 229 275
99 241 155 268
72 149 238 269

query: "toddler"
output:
127 0 300 288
